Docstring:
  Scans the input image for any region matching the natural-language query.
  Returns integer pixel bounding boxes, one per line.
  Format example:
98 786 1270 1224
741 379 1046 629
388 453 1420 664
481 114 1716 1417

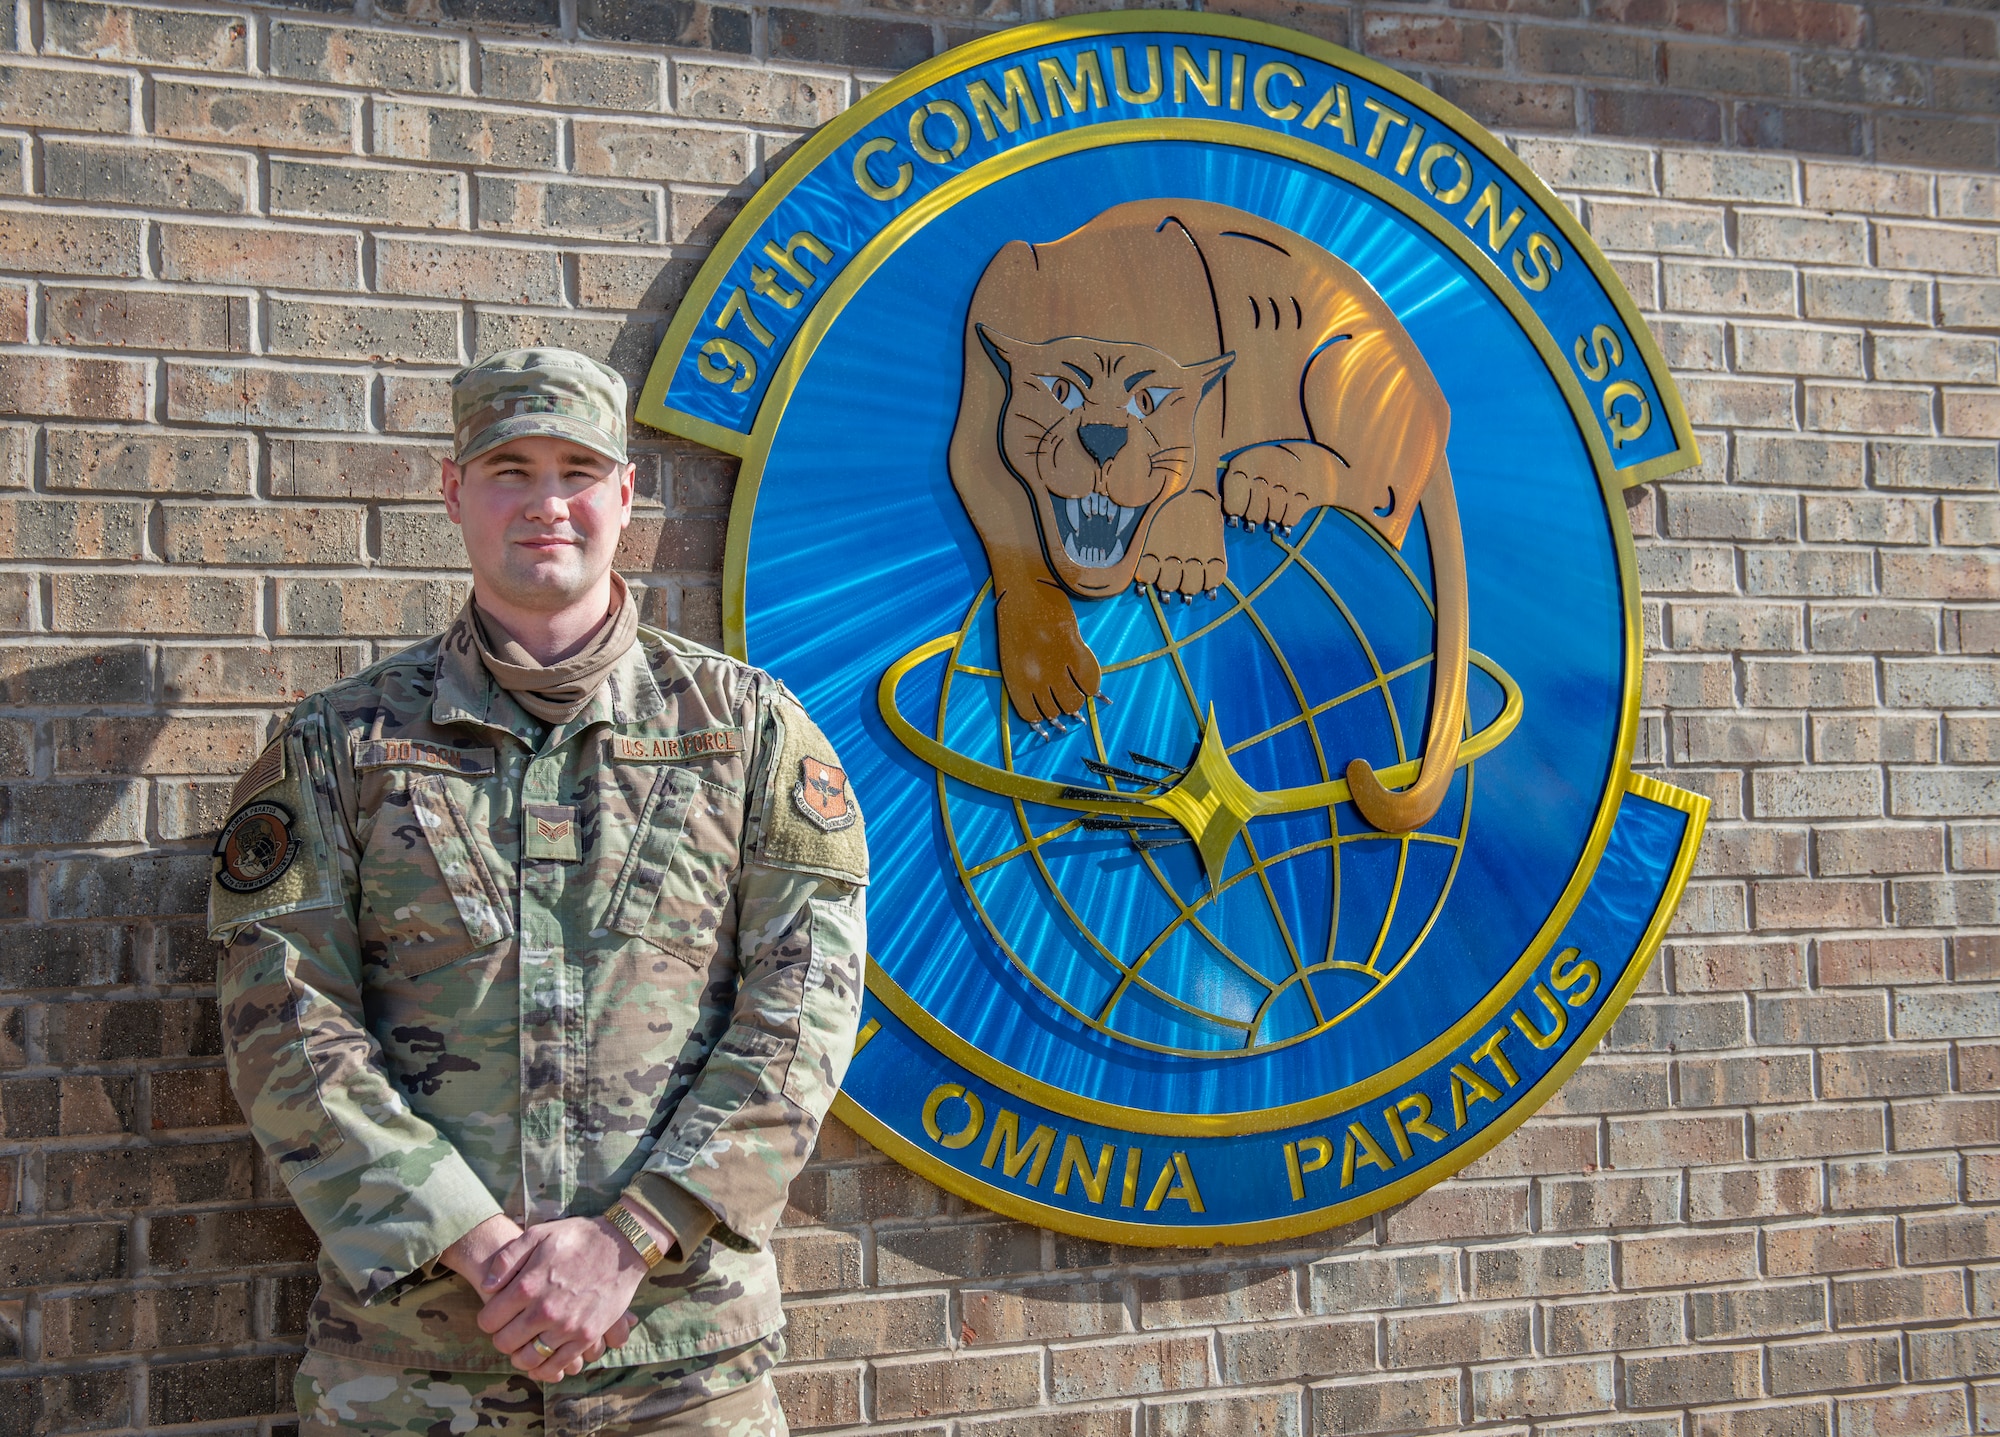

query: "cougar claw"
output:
1029 721 1050 741
1095 691 1114 705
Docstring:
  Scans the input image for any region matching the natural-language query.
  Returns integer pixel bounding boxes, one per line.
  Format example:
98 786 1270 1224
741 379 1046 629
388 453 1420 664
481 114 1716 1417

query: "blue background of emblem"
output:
739 140 1631 1123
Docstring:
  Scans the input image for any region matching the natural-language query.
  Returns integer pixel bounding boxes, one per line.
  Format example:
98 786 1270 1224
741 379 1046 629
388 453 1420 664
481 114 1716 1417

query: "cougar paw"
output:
996 591 1101 727
1138 493 1227 597
1223 465 1319 531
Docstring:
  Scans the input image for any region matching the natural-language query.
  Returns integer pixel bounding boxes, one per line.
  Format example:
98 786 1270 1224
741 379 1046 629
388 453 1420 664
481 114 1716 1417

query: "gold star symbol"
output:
1144 706 1264 892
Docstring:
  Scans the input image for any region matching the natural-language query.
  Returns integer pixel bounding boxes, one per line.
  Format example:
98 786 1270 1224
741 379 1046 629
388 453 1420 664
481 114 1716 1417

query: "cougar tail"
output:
1346 456 1469 834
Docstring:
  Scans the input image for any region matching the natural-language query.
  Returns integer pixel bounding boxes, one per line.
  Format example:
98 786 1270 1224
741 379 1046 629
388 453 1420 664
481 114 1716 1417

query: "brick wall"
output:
0 0 1997 1433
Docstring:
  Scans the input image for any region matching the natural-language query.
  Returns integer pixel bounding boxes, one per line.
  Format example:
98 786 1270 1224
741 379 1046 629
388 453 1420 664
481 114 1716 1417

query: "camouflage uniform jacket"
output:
210 609 868 1372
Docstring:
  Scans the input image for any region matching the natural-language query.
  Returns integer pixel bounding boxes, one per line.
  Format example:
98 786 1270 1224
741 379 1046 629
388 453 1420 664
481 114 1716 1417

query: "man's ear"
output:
1191 352 1235 399
441 457 463 524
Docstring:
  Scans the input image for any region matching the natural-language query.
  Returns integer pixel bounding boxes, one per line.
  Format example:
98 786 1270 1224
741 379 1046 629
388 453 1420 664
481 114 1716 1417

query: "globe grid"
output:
932 509 1478 1059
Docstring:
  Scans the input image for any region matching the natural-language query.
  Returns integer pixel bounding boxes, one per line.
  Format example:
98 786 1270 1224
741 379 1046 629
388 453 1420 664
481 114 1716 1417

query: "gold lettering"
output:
1172 46 1222 106
967 67 1043 141
1112 45 1162 104
1284 1140 1305 1200
1143 1152 1205 1212
1383 1103 1413 1160
852 136 910 201
1575 324 1624 382
1253 61 1304 120
1339 1120 1396 1185
749 265 802 309
980 1109 1055 1184
1393 121 1424 176
1361 98 1408 159
1302 84 1355 145
1604 379 1652 446
1418 142 1472 204
1551 946 1600 1006
1465 182 1525 253
1121 1146 1142 1207
1512 231 1561 291
1228 51 1246 109
762 230 831 284
696 338 755 392
1398 1092 1448 1143
1472 1028 1520 1087
1285 1135 1333 1201
852 1018 880 1056
1053 1134 1115 1202
921 1082 983 1148
1449 1062 1502 1128
1038 52 1106 117
1512 982 1568 1049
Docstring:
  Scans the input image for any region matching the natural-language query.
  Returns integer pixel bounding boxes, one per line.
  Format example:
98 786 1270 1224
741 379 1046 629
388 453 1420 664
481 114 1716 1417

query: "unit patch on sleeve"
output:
611 729 743 762
214 801 300 894
793 756 855 833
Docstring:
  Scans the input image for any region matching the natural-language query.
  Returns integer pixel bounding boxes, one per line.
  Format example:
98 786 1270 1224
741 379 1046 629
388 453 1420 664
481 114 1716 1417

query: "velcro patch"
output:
230 737 286 811
354 738 497 776
757 701 867 885
525 803 581 862
611 729 742 763
215 801 299 893
793 756 856 833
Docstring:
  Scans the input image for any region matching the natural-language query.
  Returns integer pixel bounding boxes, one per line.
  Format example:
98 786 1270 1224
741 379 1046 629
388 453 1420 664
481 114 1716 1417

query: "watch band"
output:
604 1202 666 1268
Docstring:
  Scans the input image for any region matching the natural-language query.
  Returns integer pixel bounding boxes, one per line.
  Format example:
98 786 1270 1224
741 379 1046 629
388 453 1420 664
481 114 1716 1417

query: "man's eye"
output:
1037 375 1083 412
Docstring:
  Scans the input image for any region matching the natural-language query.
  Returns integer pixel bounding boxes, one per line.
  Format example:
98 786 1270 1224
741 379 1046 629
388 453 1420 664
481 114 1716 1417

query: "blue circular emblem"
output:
642 13 1711 1242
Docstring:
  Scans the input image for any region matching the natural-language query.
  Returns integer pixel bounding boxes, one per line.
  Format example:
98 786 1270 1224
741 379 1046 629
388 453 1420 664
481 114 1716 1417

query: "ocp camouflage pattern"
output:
451 347 629 463
213 604 868 1372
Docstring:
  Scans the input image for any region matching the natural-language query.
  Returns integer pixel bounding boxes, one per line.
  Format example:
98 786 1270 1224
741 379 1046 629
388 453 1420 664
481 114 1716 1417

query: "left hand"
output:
476 1217 648 1382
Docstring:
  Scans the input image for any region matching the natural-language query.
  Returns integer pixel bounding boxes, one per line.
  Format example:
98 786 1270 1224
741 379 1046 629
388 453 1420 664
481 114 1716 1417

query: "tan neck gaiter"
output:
468 573 640 725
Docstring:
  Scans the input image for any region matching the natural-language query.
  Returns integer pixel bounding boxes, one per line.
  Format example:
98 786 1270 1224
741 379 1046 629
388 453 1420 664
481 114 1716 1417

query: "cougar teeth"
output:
1054 493 1143 570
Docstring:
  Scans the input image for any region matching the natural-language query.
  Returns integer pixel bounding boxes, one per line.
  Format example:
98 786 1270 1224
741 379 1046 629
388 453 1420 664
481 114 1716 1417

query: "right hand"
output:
443 1215 639 1371
996 578 1101 727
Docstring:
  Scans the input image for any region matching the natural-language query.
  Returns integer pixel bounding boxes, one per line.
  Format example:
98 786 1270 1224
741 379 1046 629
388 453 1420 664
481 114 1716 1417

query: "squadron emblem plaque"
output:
641 12 1710 1243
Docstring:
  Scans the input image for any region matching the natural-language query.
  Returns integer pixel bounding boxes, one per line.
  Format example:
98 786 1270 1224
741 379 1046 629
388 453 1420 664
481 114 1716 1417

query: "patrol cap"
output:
451 347 628 464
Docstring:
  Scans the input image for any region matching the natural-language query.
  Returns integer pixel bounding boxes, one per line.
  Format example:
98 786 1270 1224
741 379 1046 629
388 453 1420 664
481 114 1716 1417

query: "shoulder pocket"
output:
392 774 515 976
603 765 708 960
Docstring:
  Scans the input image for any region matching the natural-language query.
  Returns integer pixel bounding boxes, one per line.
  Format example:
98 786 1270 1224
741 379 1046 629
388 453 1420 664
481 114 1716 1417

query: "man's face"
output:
443 436 635 614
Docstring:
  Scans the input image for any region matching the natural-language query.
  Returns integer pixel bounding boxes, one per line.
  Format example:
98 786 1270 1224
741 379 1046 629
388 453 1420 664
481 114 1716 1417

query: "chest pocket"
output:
372 774 516 978
603 764 731 963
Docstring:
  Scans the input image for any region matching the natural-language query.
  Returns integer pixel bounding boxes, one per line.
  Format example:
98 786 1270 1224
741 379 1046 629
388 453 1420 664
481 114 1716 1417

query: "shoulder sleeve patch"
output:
755 699 868 885
209 729 340 941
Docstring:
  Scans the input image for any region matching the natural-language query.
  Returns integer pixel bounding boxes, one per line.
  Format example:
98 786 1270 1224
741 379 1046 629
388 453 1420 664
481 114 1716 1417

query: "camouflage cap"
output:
451 347 628 464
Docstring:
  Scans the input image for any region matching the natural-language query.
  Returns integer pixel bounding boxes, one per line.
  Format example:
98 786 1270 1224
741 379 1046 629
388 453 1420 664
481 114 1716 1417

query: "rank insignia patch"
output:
215 801 299 894
793 757 855 833
525 803 581 861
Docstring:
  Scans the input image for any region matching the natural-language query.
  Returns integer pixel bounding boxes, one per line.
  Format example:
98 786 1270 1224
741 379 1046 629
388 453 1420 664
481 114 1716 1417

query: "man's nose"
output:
1077 423 1128 466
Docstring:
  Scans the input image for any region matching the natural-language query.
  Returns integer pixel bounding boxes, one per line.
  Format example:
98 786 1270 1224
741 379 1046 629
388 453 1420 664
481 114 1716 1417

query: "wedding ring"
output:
531 1338 557 1359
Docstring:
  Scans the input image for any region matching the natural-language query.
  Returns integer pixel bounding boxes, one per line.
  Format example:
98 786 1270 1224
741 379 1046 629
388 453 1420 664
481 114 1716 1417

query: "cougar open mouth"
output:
1052 491 1144 569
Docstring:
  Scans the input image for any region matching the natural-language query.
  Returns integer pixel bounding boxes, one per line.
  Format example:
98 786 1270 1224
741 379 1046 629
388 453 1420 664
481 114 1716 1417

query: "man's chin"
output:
481 557 604 613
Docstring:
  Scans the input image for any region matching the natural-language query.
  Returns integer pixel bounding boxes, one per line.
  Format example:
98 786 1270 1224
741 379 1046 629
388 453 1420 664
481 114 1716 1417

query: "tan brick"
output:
962 1281 1125 1345
782 1291 946 1361
157 221 360 291
478 175 660 243
1608 1113 1744 1169
1619 1229 1759 1289
1048 1332 1209 1402
1308 1248 1456 1314
769 1365 859 1431
1741 211 1870 266
1382 1181 1529 1244
1740 324 1866 379
1459 1118 1598 1179
1691 1283 1829 1340
1472 1358 1615 1420
1137 1267 1295 1328
1822 1046 1948 1099
165 363 368 431
154 80 356 152
267 297 459 365
1770 1334 1903 1395
378 508 465 569
270 157 462 227
1813 717 1938 765
374 100 558 168
573 119 751 185
0 281 23 345
1807 383 1935 436
382 375 452 435
1470 1239 1610 1299
1804 494 1933 546
478 44 663 110
158 644 364 705
1829 1154 1958 1211
52 715 261 776
1680 1052 1815 1108
1149 1390 1299 1437
1680 375 1798 429
1879 223 1999 277
0 498 143 561
45 2 249 69
1387 1305 1531 1366
574 250 696 312
43 286 249 354
52 574 257 635
770 1229 861 1296
375 237 563 306
276 576 466 638
1736 434 1866 489
1216 1317 1372 1385
1833 1270 1967 1329
0 354 148 422
1755 1104 1886 1160
46 429 251 496
676 61 844 128
1766 1217 1897 1276
1673 936 1806 988
871 1349 1040 1420
44 139 250 214
1309 1371 1460 1436
1908 1210 2000 1266
1838 1389 1969 1437
268 20 461 94
1907 1324 2000 1380
159 503 362 566
1540 1058 1671 1117
1807 163 1929 215
0 61 131 132
1628 1347 1764 1407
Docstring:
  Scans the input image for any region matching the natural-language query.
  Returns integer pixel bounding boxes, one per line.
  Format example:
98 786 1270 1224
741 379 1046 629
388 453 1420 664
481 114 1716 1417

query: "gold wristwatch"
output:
604 1202 666 1268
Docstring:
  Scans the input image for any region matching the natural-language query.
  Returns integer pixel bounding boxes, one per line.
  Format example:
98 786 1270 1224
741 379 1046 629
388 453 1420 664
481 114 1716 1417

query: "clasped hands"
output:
443 1208 666 1383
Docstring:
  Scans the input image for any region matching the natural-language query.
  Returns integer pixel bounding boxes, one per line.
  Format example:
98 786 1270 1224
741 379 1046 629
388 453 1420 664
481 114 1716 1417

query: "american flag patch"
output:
230 737 286 811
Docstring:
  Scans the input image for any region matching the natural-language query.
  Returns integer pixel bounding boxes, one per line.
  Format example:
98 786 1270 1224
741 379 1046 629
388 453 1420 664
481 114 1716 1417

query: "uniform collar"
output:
432 603 668 737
